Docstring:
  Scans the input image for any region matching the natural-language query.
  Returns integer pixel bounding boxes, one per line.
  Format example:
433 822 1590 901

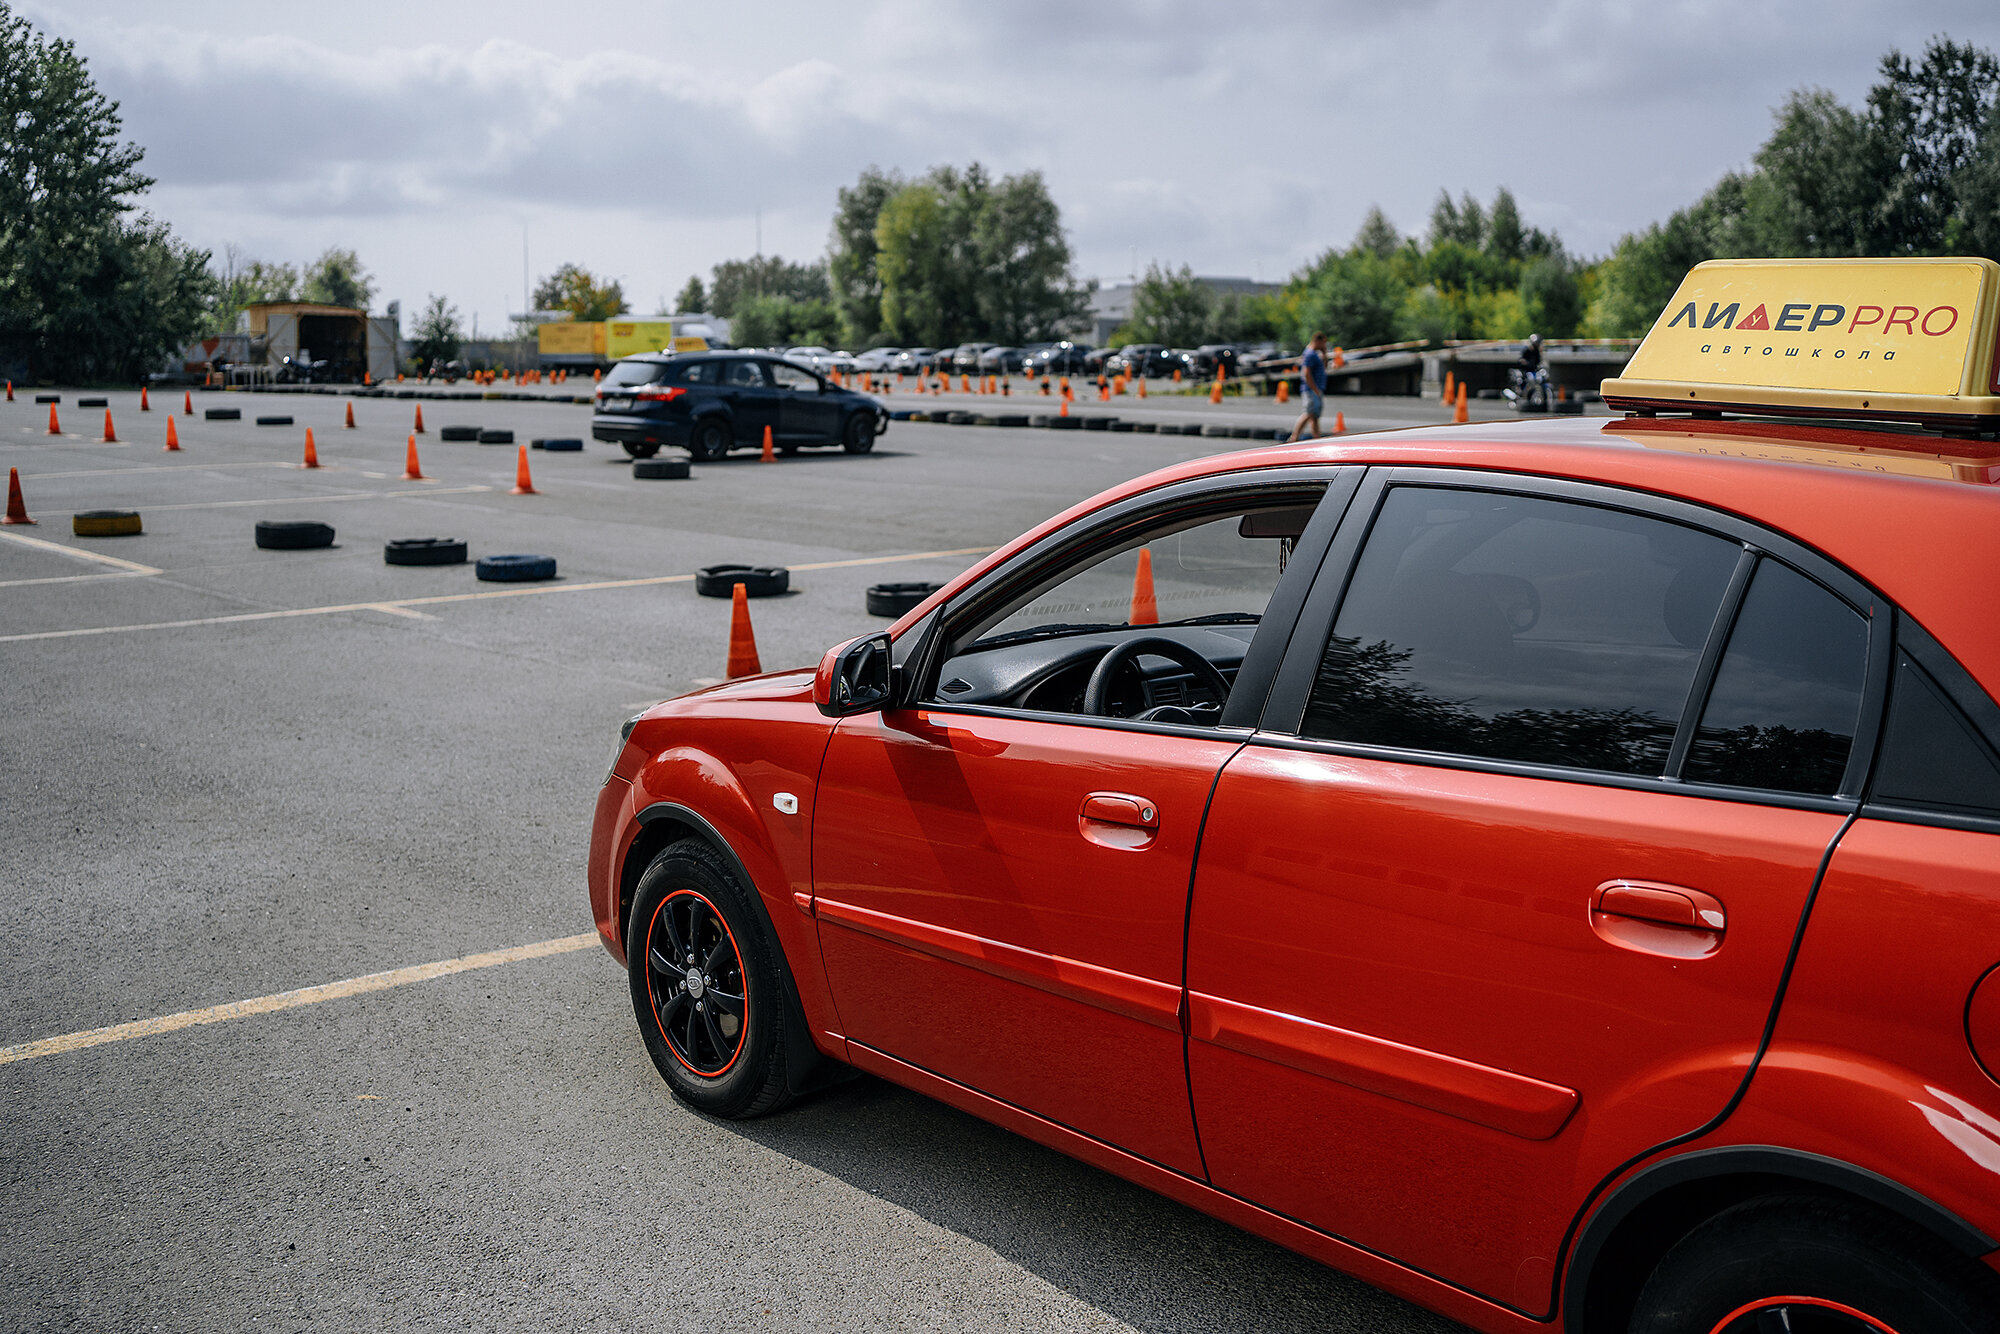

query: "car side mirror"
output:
814 633 894 717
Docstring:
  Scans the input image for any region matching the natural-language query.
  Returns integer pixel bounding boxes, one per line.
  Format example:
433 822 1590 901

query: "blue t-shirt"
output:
1301 348 1327 394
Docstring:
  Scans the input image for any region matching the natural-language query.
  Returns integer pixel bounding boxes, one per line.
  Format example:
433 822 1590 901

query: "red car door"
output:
1185 475 1878 1315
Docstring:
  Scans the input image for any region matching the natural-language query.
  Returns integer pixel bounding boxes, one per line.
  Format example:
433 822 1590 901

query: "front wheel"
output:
690 418 731 462
842 412 876 454
627 838 796 1118
1629 1196 2000 1334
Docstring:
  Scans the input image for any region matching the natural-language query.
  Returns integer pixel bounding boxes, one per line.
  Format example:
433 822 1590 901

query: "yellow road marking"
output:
0 527 163 574
0 545 995 643
0 933 600 1065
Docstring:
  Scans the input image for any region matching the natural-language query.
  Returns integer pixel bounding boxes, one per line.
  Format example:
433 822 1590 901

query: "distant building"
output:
1088 276 1280 345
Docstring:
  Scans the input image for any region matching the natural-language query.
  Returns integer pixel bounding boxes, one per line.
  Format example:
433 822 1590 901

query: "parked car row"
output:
785 340 1299 381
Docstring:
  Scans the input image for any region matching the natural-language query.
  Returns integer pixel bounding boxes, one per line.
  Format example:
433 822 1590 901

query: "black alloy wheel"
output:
626 838 803 1117
1627 1196 2000 1334
841 412 875 454
691 419 731 461
642 888 747 1077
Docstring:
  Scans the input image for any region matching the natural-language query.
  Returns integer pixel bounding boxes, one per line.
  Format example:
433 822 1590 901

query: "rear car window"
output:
1683 560 1867 796
725 360 766 388
1871 650 2000 819
1301 487 1738 775
604 360 667 387
676 360 716 385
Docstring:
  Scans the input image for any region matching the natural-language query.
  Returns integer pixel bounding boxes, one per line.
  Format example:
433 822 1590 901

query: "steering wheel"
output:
1081 636 1232 717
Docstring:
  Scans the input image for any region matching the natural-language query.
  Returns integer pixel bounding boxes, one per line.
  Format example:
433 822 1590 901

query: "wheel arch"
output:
1563 1146 1995 1333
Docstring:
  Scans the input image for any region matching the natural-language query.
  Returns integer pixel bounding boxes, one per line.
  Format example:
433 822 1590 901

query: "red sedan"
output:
589 259 2000 1333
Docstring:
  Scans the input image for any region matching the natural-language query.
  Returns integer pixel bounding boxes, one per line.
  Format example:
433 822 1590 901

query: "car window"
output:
1301 487 1739 775
604 360 665 387
1682 560 1868 795
725 360 767 388
1870 650 2000 818
769 362 818 392
676 360 715 385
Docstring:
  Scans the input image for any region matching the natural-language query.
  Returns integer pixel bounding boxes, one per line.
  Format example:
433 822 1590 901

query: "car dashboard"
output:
931 624 1254 720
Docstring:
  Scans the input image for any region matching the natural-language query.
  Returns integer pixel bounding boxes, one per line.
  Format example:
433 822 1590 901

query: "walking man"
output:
1289 332 1330 441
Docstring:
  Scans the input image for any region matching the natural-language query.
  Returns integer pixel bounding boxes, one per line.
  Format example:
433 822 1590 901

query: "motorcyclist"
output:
1518 333 1543 374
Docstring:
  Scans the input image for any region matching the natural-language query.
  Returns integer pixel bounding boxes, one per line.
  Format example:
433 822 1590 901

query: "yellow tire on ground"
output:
72 509 142 537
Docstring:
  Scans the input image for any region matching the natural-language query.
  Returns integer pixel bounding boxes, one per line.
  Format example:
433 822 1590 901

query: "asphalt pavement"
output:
0 384 1562 1332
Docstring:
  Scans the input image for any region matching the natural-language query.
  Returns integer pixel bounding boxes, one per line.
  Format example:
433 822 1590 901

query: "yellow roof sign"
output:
1602 257 2000 430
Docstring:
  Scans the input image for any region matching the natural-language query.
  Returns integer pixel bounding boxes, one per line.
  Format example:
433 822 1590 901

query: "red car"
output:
589 259 2000 1334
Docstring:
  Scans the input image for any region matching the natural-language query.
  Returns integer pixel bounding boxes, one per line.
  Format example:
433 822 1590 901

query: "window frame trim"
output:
1256 466 1888 805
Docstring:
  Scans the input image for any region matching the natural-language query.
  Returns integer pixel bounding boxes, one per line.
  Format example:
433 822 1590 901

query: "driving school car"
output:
589 258 2000 1334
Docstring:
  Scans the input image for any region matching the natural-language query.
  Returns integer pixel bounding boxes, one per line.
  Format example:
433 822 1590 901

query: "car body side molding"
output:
814 895 1182 1032
1188 992 1580 1141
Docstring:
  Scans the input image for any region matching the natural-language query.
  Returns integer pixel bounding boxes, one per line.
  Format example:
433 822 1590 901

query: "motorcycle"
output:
1504 365 1552 413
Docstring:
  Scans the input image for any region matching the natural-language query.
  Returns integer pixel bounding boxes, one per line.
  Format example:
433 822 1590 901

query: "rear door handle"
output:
1081 792 1158 828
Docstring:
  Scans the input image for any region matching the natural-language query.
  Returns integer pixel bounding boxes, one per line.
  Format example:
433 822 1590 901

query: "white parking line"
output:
0 528 163 574
21 461 308 481
0 933 601 1066
34 484 491 517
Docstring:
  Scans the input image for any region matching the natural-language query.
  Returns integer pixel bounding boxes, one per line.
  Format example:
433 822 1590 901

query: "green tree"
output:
532 263 628 320
828 166 903 346
1427 190 1487 250
300 247 374 309
706 255 828 319
0 2 213 382
409 294 461 370
1127 262 1213 346
1485 188 1524 263
1297 250 1407 348
729 294 840 348
1519 255 1583 336
674 275 707 313
1870 37 2000 254
1352 206 1401 259
1952 108 2000 258
208 250 298 333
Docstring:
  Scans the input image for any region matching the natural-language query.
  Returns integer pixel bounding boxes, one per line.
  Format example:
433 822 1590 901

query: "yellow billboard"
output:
537 321 605 358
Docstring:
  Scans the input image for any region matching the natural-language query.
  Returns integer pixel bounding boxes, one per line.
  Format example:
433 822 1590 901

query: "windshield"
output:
604 360 665 387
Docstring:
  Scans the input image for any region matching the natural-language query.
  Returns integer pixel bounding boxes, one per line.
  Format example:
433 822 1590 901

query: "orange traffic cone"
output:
1209 376 1224 406
3 467 34 524
1173 369 1182 384
102 409 116 442
725 582 762 678
761 425 775 463
1130 548 1158 625
363 370 372 387
403 435 425 480
1059 399 1069 417
1454 383 1469 425
511 443 536 494
183 391 193 414
413 404 425 434
164 417 181 451
1443 371 1455 406
1334 411 1346 434
1137 378 1146 399
302 428 320 469
1275 379 1289 404
47 403 59 434
140 385 150 411
345 401 356 429
4 381 11 402
1557 384 1568 401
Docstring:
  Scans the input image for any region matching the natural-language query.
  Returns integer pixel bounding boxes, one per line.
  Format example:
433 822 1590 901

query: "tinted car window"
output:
604 360 666 387
1683 561 1866 795
1302 487 1738 774
677 360 716 385
1871 652 2000 818
769 362 818 391
725 360 767 388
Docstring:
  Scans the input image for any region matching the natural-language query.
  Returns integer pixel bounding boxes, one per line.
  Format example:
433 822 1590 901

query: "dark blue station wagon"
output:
591 352 889 461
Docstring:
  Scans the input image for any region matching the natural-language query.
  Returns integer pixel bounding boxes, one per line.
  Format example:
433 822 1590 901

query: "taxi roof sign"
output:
1601 257 2000 432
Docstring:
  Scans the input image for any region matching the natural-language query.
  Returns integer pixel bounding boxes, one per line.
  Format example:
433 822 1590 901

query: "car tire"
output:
383 537 467 566
627 837 800 1118
72 509 142 537
691 419 732 462
1628 1195 2000 1334
621 440 661 459
541 438 582 452
474 553 556 582
633 457 691 480
440 425 480 441
695 564 788 598
255 415 293 426
477 429 514 444
254 519 333 549
841 413 876 454
866 581 943 617
205 408 240 421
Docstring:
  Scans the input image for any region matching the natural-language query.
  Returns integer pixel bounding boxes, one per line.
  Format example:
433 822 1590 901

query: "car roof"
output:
934 415 2000 698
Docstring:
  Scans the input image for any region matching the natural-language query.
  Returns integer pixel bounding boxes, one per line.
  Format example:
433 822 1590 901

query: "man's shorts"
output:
1305 388 1324 417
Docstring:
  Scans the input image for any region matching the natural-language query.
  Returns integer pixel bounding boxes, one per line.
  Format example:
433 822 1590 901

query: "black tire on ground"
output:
695 564 789 598
440 425 480 441
1132 421 1158 433
1082 417 1113 431
1629 1195 2000 1334
78 397 108 408
626 837 804 1118
691 418 732 462
477 429 514 444
944 411 974 425
72 509 142 537
619 440 660 458
475 553 557 582
1048 415 1081 430
383 537 467 566
205 408 241 421
866 581 944 618
255 415 293 426
841 412 876 454
1201 423 1233 438
541 438 582 452
633 457 691 480
995 414 1030 427
254 519 334 550
34 393 59 404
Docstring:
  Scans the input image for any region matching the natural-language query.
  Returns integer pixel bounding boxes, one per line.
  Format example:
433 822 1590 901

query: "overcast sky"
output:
22 0 2000 336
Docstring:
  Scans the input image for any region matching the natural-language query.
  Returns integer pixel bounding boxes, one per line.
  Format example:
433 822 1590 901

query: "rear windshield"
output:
604 360 668 387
